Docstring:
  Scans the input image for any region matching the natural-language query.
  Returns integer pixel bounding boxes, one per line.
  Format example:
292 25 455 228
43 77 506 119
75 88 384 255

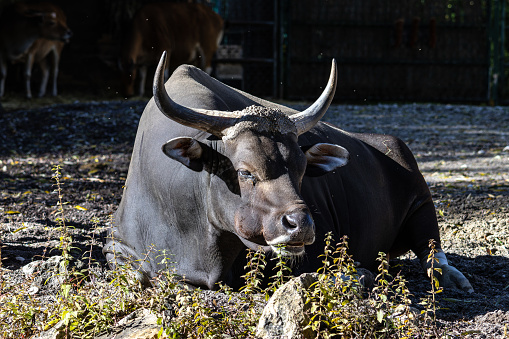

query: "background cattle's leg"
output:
199 24 223 75
24 53 35 99
195 45 207 72
0 59 6 97
137 65 147 97
49 44 63 97
37 58 50 97
164 67 169 81
40 47 61 97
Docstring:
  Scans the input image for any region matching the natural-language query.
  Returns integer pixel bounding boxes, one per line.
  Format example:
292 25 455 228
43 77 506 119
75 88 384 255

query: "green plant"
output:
52 165 74 264
302 233 446 338
0 166 450 338
162 246 295 338
419 239 443 327
239 247 266 295
266 244 293 295
304 234 373 338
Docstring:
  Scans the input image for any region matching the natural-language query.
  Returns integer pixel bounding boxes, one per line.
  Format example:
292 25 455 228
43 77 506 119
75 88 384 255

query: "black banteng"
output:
103 52 473 293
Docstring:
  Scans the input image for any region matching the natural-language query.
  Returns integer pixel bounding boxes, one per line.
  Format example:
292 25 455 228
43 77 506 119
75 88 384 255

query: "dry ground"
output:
0 99 508 337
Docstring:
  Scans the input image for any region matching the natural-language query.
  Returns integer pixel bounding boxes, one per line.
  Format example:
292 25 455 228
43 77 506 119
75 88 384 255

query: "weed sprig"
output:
0 168 447 338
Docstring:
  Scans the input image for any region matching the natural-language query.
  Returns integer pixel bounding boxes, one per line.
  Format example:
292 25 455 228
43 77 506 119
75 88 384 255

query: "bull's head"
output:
153 52 349 256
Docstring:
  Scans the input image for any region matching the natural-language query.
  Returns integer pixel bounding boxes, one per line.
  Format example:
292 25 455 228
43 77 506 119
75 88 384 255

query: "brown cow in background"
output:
16 3 72 98
119 2 224 97
0 2 72 98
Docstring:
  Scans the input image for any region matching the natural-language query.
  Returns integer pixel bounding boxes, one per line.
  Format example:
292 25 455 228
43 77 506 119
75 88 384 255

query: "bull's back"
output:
167 64 300 114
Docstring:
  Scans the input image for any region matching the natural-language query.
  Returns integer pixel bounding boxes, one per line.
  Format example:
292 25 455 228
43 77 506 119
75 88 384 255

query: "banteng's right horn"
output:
153 51 239 137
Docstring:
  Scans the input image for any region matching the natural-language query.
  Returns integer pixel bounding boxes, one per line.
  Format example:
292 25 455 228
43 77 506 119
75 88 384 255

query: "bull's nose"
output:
282 210 315 239
283 211 311 229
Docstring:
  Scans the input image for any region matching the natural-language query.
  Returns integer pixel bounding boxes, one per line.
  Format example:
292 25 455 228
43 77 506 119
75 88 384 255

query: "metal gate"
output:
284 0 506 104
213 0 506 105
213 0 279 98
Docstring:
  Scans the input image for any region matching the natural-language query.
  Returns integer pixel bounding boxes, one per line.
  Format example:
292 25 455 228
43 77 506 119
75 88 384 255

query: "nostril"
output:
282 213 299 229
280 211 316 245
282 211 314 231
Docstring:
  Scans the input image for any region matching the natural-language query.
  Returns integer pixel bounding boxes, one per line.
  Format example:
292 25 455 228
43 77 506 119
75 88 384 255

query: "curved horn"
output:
291 59 337 135
153 51 239 136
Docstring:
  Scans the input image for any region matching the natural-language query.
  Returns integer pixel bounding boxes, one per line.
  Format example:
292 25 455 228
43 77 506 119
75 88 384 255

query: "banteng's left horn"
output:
290 59 337 135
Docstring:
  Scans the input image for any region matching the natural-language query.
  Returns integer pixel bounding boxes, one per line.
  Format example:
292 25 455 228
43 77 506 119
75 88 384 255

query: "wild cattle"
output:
119 2 224 97
0 2 72 98
16 2 71 98
103 52 473 293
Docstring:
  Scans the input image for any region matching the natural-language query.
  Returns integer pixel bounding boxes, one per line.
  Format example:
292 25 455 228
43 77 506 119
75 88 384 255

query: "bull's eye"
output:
238 169 256 184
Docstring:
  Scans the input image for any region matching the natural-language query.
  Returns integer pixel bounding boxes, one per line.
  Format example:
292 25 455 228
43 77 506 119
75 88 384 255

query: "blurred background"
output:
0 0 507 106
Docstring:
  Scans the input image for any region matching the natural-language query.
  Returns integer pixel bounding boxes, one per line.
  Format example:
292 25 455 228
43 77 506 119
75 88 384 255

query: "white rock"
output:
27 286 39 295
256 273 318 339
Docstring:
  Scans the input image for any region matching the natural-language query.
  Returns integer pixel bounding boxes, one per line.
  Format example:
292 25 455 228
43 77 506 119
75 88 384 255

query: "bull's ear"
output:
162 137 204 171
304 143 349 177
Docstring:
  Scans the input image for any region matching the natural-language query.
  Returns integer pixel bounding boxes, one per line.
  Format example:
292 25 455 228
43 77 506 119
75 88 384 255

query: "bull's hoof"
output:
436 264 474 293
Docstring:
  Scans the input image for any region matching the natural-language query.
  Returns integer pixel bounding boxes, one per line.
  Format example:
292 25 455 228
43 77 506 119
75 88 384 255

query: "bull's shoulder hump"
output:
168 65 299 114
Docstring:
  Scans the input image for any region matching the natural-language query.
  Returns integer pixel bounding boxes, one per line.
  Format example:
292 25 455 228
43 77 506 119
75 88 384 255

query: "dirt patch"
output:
1 101 508 337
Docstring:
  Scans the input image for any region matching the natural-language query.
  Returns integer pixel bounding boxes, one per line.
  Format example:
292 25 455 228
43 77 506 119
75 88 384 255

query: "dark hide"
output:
104 64 469 292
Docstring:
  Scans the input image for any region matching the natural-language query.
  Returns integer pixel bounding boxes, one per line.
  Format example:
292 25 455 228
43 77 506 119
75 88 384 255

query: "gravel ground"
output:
0 100 508 337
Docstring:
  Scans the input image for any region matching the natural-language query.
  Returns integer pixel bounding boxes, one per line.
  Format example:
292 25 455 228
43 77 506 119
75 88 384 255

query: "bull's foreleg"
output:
103 237 153 287
403 198 473 293
138 65 147 97
421 249 474 293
